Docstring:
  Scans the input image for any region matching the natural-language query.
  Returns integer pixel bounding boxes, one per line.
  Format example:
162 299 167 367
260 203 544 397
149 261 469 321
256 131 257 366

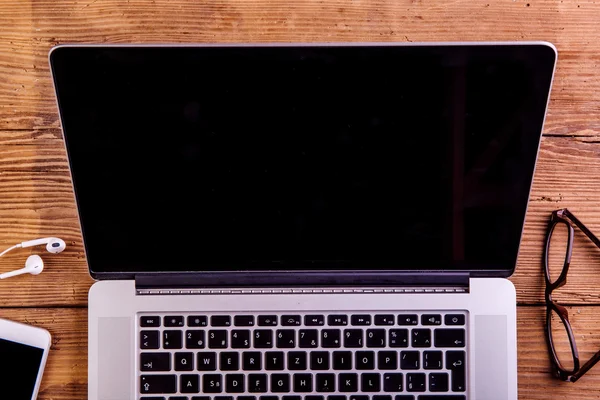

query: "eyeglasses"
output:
544 208 600 382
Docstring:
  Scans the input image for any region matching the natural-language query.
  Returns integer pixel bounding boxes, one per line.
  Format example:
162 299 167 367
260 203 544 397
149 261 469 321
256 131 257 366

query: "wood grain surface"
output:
1 0 600 398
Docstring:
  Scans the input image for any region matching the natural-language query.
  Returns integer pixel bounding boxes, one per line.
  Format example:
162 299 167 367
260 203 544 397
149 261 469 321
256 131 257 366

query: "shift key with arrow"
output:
140 375 177 394
140 330 160 349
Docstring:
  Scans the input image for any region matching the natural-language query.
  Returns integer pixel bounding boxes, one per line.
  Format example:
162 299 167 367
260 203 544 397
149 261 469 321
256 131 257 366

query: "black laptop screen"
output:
50 44 555 276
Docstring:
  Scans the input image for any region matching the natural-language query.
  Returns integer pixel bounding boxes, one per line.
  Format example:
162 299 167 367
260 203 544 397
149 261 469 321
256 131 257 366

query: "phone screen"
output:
0 338 44 399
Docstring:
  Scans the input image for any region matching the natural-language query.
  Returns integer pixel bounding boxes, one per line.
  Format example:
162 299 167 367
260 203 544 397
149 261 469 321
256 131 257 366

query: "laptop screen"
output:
50 44 556 276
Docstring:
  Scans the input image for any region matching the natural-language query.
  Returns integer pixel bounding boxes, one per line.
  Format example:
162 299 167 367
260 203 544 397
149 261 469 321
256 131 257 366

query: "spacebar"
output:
418 396 466 400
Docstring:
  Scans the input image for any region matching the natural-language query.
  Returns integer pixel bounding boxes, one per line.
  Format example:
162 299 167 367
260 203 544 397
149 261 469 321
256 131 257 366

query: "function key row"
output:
141 315 466 328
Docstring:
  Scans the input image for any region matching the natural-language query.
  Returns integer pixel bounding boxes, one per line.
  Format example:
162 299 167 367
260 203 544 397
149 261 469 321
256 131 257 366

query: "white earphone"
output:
0 237 66 280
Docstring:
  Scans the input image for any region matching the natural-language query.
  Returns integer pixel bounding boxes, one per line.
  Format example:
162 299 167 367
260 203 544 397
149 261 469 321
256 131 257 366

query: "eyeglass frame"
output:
543 208 600 382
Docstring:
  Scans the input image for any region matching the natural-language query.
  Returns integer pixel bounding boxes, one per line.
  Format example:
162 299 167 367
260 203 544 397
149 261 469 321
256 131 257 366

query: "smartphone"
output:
0 318 51 400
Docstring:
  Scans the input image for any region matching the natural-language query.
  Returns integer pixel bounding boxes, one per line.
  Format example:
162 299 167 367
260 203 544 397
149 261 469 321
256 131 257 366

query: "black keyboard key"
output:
305 315 325 326
333 351 353 370
351 315 371 326
394 397 415 400
266 351 285 370
445 314 465 326
243 351 262 370
209 330 228 348
424 351 443 370
367 329 386 348
197 352 217 371
383 373 403 392
188 315 208 327
389 329 409 348
238 397 257 400
288 351 307 370
338 373 358 392
281 315 301 326
398 314 419 326
378 351 398 370
258 315 278 326
310 351 330 370
220 352 239 371
328 396 346 400
234 315 255 326
260 397 279 400
211 316 231 327
140 397 166 400
435 329 465 347
214 397 234 400
373 397 392 400
307 397 324 400
140 353 171 372
418 397 465 400
299 329 319 348
421 314 442 326
175 352 194 371
412 329 432 348
446 351 466 392
140 375 177 394
328 315 348 326
163 330 183 349
321 329 341 348
284 396 302 400
271 373 291 392
248 373 268 393
140 331 160 350
254 329 273 348
226 374 245 393
344 329 363 348
429 372 449 392
294 373 313 392
401 351 420 369
141 316 161 327
181 374 200 393
316 373 335 392
349 396 368 400
169 397 187 400
356 351 375 370
203 374 223 393
165 316 184 327
192 397 212 400
375 315 395 326
232 330 251 349
406 373 426 392
361 373 381 392
277 329 296 348
186 330 206 349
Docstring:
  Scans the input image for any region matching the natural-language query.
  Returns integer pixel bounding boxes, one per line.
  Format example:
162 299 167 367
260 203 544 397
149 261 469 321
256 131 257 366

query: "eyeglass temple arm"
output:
570 349 600 382
563 209 600 249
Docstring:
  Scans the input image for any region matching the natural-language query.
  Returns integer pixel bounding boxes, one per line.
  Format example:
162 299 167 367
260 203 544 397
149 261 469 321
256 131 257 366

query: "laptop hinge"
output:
134 271 470 292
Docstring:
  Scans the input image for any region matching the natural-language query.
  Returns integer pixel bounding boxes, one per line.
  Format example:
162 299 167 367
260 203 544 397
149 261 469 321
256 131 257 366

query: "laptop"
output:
49 42 557 400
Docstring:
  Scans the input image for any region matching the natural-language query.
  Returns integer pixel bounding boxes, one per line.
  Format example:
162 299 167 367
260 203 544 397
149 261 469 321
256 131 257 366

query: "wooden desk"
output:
1 0 600 398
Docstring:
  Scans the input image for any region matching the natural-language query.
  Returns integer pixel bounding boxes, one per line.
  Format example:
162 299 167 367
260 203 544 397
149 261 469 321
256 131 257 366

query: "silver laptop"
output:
49 42 557 400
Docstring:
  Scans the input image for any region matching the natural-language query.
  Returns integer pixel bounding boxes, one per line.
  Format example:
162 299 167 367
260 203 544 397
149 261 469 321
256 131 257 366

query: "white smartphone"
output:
0 317 51 400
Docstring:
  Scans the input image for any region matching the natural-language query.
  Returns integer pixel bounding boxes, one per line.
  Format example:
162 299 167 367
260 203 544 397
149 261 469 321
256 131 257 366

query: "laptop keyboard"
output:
138 312 467 400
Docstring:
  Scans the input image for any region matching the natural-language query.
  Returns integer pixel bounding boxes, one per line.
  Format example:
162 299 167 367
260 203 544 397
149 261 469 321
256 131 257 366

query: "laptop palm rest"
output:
98 317 132 400
475 314 508 399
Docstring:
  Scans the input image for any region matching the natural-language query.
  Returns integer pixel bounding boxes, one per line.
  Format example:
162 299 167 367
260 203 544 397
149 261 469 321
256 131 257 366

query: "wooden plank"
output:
0 308 87 399
1 306 600 398
0 0 599 134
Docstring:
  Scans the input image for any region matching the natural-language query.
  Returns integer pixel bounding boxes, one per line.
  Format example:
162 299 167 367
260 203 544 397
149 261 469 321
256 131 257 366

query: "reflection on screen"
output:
0 338 43 399
50 45 555 274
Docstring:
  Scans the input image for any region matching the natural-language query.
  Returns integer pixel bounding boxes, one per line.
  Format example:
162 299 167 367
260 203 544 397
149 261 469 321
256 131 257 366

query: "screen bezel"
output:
0 318 51 400
49 41 557 281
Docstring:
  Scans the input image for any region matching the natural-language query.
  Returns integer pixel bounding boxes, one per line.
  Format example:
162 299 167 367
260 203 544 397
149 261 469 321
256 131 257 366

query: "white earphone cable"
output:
0 244 21 258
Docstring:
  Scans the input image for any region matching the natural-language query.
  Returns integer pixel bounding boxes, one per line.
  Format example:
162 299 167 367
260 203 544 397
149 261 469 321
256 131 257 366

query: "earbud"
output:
0 255 44 280
0 237 66 280
20 237 66 254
